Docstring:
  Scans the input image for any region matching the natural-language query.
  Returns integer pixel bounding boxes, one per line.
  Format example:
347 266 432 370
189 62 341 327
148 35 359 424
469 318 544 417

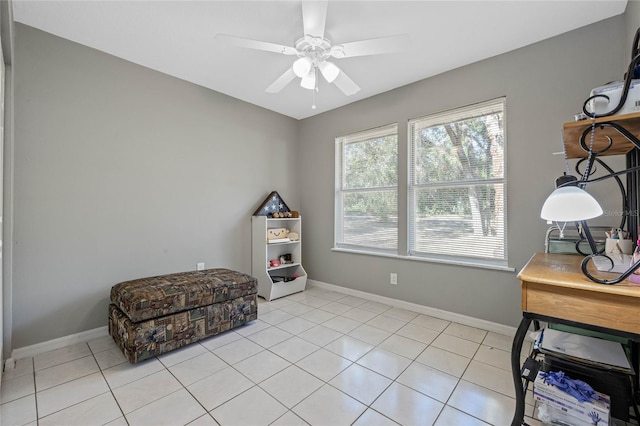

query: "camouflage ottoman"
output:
108 268 257 363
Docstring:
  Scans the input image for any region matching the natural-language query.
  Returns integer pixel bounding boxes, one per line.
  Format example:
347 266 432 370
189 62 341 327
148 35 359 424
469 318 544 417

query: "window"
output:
409 98 507 264
335 124 398 253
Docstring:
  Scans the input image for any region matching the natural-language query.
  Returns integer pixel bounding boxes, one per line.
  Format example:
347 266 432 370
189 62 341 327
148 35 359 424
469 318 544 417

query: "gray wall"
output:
626 0 640 61
1 0 15 362
10 9 636 350
298 16 627 327
0 2 15 365
12 24 299 348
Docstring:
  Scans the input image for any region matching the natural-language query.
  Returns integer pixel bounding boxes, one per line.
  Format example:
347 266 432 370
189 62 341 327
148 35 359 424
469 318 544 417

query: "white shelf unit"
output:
251 216 307 301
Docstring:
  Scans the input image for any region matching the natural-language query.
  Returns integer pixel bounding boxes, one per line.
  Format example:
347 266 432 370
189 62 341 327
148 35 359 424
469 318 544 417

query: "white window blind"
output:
408 98 507 263
335 124 398 252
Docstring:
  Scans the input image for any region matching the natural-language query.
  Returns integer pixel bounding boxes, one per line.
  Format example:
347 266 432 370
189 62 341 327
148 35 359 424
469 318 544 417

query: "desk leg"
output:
511 316 532 426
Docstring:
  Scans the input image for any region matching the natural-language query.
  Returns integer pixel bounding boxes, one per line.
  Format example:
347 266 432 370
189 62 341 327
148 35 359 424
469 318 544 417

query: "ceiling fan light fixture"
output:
319 61 340 83
218 2 406 99
300 68 316 90
293 57 313 78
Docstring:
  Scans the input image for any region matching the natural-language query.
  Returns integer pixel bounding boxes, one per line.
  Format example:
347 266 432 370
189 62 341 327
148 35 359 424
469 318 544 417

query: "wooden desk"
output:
511 253 640 425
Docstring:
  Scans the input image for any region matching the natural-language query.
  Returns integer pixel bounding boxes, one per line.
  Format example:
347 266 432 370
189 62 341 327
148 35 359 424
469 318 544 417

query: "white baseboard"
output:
4 281 521 371
5 326 109 369
307 279 518 337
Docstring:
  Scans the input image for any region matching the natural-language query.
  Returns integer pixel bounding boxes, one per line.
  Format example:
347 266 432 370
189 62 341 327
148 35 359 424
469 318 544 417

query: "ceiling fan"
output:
216 1 407 102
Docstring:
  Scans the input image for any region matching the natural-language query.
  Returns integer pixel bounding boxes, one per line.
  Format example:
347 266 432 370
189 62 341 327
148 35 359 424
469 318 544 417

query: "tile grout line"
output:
232 299 502 422
32 356 39 426
32 343 101 423
259 295 521 424
159 342 243 425
236 298 371 424
274 296 512 425
88 341 130 426
263 300 438 425
11 291 521 426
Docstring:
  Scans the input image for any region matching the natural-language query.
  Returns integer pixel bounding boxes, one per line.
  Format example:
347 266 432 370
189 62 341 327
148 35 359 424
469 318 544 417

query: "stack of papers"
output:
267 238 290 243
592 254 633 273
536 328 632 374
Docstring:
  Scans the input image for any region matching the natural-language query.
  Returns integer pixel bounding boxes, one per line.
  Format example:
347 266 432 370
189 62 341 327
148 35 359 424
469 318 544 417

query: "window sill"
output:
331 248 516 272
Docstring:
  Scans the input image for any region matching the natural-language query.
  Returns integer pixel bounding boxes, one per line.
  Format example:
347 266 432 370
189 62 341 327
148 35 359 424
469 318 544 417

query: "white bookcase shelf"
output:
251 216 307 301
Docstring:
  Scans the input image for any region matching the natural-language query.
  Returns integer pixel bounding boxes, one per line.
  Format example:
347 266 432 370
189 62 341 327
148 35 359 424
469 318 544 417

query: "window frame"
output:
332 99 511 272
407 97 508 268
334 123 399 255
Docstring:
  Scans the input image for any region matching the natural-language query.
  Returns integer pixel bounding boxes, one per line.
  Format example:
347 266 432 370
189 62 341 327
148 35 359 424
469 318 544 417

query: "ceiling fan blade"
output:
302 1 328 39
266 68 297 93
332 34 409 58
333 70 360 96
216 34 297 55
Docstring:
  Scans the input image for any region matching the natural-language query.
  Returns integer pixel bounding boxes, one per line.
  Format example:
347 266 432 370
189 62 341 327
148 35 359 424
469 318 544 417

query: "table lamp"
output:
539 26 640 284
541 186 603 223
540 179 640 284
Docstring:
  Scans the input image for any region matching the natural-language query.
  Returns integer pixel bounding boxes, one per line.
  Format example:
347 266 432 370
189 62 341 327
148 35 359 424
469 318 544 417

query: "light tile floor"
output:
0 286 629 425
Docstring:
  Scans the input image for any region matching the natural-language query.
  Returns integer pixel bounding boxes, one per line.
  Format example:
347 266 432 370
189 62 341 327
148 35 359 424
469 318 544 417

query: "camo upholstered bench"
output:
108 268 257 363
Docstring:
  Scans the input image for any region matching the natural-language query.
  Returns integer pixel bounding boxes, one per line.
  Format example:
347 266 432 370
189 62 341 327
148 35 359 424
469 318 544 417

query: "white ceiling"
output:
12 1 628 120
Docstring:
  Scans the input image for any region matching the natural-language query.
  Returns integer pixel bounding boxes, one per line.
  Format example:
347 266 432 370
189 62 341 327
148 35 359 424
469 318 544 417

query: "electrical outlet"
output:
197 262 205 271
390 273 398 285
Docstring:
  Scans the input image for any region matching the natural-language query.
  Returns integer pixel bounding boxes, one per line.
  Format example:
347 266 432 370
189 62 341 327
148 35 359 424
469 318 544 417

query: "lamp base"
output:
555 174 578 188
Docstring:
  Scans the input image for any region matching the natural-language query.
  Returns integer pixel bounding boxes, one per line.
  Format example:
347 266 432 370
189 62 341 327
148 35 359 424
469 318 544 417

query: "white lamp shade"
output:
540 186 603 222
319 61 340 83
292 57 312 78
300 68 316 90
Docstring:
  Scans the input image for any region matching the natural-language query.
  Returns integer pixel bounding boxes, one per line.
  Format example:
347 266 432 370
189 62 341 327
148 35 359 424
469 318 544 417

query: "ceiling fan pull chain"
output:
312 82 317 109
312 67 318 109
